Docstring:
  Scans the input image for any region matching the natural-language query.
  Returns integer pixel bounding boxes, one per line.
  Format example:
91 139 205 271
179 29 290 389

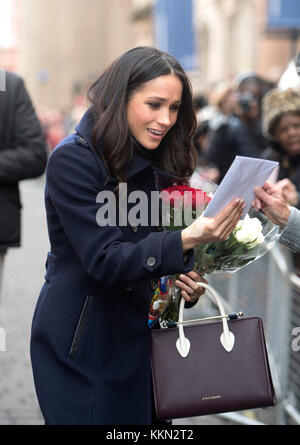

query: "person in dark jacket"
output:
30 47 244 425
206 74 269 183
0 70 47 299
261 88 300 205
260 87 300 274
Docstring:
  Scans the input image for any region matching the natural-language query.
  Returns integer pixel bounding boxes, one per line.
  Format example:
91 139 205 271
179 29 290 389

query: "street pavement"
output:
0 176 237 426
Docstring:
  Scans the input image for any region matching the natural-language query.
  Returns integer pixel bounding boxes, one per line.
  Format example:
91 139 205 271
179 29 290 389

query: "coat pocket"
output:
68 295 94 358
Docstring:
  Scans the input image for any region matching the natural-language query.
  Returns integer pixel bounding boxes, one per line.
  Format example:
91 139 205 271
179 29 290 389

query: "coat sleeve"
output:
0 76 48 183
279 206 300 253
47 143 194 287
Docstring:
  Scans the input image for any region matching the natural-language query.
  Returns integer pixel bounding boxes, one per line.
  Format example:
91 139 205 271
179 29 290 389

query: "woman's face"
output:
127 74 183 150
274 113 300 155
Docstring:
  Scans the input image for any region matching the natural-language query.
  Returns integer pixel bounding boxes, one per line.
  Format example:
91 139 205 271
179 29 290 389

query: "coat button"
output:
149 279 158 290
123 283 135 292
147 257 156 267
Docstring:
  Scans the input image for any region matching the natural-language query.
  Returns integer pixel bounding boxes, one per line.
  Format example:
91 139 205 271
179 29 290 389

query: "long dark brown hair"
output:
87 46 197 184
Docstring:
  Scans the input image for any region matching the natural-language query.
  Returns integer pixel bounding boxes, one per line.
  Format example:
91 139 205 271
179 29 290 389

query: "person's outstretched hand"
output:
275 178 298 207
253 181 290 229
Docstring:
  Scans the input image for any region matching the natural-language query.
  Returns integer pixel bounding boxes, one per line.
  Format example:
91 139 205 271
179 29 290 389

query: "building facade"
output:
1 0 137 108
1 0 300 108
194 0 300 91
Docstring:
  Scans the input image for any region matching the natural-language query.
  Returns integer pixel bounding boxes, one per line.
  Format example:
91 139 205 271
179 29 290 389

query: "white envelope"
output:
203 156 279 218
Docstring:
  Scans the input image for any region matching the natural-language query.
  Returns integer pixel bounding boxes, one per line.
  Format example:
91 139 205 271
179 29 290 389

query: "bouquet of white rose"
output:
193 208 279 275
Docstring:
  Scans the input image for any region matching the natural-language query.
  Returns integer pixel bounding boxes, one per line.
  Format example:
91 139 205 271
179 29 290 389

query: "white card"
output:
203 156 279 218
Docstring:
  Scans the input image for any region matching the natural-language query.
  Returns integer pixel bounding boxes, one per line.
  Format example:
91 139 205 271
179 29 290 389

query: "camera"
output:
295 53 300 76
238 92 254 113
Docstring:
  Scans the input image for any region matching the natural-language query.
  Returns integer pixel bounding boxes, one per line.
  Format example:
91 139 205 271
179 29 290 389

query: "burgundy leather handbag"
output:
150 282 276 420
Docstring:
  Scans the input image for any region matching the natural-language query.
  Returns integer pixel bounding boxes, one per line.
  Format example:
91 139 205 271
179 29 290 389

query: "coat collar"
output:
75 107 154 180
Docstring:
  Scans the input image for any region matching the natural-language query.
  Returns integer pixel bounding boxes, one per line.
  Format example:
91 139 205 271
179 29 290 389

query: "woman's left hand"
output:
175 271 208 303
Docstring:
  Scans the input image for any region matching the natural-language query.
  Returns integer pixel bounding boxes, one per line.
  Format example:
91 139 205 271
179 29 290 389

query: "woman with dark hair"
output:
87 46 198 183
30 47 244 425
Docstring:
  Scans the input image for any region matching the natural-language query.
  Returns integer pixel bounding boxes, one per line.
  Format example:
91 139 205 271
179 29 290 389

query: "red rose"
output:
161 185 211 210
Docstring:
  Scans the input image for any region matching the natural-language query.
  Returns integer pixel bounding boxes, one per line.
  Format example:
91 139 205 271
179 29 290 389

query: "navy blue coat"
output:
30 109 194 425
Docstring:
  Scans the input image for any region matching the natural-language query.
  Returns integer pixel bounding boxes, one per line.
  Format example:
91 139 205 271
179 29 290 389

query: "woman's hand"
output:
254 182 291 229
175 271 208 303
253 179 298 209
181 198 245 252
275 179 299 207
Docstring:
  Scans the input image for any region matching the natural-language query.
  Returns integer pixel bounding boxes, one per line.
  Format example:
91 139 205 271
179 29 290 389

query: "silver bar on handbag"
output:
176 312 244 325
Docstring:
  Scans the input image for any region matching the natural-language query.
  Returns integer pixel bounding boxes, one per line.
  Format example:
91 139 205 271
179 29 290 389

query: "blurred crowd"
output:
192 69 300 275
36 92 88 151
192 73 275 182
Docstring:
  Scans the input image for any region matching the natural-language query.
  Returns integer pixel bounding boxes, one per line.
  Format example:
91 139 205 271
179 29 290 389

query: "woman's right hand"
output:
253 182 291 229
181 198 245 252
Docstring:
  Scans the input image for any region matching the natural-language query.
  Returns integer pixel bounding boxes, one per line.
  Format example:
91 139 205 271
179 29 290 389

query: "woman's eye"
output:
147 102 180 112
148 102 160 109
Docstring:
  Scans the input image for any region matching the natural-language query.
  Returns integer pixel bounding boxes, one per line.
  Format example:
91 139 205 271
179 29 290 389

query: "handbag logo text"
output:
202 395 222 401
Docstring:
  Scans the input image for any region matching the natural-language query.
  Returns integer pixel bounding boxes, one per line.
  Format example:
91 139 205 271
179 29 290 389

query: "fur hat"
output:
262 88 300 138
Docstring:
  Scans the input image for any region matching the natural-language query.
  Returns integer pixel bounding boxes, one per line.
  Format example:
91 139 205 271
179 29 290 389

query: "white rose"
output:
246 232 264 249
234 215 264 249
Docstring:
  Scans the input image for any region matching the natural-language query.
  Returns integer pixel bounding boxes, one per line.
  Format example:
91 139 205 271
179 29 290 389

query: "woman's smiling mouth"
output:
147 128 166 138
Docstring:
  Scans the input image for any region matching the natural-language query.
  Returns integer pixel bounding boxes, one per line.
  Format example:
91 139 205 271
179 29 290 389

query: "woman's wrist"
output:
181 227 196 252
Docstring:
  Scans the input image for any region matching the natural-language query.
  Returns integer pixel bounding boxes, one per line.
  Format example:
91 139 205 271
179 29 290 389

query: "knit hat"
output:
262 88 300 138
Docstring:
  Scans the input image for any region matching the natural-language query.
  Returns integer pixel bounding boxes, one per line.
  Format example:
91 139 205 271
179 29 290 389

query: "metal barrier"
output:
200 245 300 425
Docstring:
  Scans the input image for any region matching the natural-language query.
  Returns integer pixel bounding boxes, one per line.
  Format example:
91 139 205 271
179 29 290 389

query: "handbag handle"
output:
176 282 235 358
